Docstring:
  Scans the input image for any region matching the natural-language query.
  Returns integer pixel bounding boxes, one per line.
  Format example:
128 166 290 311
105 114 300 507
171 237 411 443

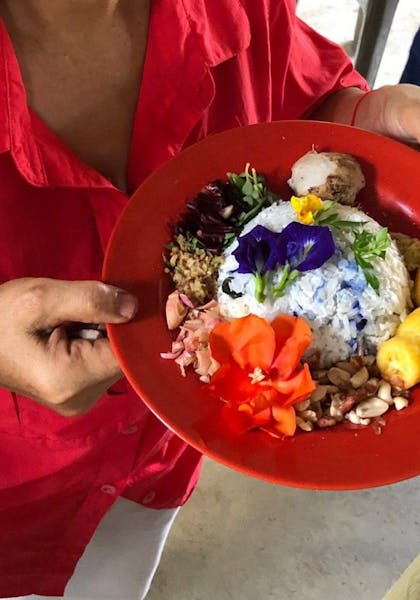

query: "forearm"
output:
308 87 367 125
309 84 420 145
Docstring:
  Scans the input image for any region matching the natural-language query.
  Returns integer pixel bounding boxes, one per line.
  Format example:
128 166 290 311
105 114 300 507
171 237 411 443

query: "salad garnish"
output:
352 227 391 293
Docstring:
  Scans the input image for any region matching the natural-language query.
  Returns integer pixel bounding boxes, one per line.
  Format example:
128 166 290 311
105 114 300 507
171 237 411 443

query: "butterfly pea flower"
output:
278 221 336 271
232 225 282 302
272 222 336 297
233 225 281 274
232 222 336 302
291 194 323 225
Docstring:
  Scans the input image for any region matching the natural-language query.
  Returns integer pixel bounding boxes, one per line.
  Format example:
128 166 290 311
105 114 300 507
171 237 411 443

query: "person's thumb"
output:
22 278 138 329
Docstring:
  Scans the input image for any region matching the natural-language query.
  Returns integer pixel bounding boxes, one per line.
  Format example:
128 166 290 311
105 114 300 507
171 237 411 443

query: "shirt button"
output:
142 491 156 504
101 484 117 495
121 425 139 435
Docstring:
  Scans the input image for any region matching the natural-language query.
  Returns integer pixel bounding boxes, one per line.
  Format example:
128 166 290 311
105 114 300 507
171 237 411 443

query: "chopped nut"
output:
346 410 362 425
352 354 364 368
363 355 376 367
330 394 344 419
393 396 409 411
312 369 329 383
306 350 409 434
355 397 389 419
327 367 351 388
336 361 358 375
365 378 380 394
296 417 314 432
377 381 392 404
294 398 311 412
311 400 323 419
310 385 328 403
317 416 336 428
166 235 223 304
340 394 359 414
299 409 318 423
350 366 369 388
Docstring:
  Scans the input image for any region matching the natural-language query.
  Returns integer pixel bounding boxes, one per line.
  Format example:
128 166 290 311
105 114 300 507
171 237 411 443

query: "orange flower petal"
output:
209 363 256 404
221 405 271 434
271 405 296 437
270 364 315 406
252 408 272 427
238 403 253 415
210 314 275 371
208 321 234 365
271 315 312 379
251 388 279 412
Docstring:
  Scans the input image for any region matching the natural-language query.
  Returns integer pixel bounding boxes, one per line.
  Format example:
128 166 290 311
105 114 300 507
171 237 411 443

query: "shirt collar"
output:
0 1 251 190
128 0 251 188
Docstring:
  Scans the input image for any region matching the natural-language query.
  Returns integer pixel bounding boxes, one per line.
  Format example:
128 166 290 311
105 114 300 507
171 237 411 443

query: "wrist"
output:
349 86 392 134
308 87 369 125
350 90 374 126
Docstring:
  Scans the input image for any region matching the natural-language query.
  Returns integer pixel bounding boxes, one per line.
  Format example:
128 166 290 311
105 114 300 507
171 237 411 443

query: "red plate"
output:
103 120 420 490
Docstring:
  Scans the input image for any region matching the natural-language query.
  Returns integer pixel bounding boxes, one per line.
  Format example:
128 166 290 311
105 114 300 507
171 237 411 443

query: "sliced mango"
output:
377 335 420 390
397 306 420 340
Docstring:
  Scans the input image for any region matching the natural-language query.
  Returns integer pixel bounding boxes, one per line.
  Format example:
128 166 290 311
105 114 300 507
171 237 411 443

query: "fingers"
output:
0 277 134 416
38 328 123 413
14 278 138 330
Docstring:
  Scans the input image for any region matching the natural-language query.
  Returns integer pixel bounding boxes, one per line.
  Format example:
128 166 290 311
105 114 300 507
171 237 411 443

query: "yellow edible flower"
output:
290 194 323 225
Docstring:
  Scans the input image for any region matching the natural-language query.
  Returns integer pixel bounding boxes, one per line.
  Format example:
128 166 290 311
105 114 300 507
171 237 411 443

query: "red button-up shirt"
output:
0 0 367 595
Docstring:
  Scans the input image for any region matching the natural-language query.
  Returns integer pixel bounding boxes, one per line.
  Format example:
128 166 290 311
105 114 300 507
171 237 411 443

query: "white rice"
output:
217 201 411 367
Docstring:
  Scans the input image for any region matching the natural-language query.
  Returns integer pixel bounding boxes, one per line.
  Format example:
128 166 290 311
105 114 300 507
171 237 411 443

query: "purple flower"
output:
233 225 282 275
278 222 336 271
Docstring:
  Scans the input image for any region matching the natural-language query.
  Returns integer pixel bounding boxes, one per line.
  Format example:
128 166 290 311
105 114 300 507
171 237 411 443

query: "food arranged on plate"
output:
162 150 420 438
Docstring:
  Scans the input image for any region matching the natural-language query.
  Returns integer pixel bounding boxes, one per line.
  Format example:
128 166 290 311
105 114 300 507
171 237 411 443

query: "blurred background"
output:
297 0 419 87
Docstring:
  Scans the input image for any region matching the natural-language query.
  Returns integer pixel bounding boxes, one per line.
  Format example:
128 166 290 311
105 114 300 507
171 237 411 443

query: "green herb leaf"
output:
223 232 237 249
227 173 244 189
351 227 391 293
320 200 336 212
227 163 279 230
363 268 380 293
242 180 254 196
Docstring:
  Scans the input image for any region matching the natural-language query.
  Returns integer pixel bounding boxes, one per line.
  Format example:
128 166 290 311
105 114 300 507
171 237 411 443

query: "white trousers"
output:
4 498 179 600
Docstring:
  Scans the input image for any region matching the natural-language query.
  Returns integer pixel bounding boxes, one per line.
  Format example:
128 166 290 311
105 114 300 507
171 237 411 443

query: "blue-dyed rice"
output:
217 202 411 367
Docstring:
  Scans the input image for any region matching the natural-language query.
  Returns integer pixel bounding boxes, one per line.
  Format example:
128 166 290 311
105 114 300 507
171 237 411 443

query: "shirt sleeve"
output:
274 10 369 119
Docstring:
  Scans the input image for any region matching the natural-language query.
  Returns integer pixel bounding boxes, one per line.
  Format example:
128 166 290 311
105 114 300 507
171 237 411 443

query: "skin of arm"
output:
310 84 420 146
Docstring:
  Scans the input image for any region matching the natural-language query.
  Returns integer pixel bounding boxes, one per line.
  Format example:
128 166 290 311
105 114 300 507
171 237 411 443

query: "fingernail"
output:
116 292 138 319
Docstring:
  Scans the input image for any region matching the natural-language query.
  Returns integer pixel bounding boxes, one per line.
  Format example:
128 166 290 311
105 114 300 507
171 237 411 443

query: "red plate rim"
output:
103 120 420 490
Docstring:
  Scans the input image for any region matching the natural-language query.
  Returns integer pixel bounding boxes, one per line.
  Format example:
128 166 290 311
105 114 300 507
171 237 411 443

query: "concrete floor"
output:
148 3 420 599
148 462 420 600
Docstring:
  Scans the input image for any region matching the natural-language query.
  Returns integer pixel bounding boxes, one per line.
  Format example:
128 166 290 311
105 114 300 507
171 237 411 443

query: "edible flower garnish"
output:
291 194 323 224
274 222 336 297
232 225 281 302
209 314 315 436
290 194 387 292
278 222 336 272
290 191 363 232
352 227 391 293
232 223 336 300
